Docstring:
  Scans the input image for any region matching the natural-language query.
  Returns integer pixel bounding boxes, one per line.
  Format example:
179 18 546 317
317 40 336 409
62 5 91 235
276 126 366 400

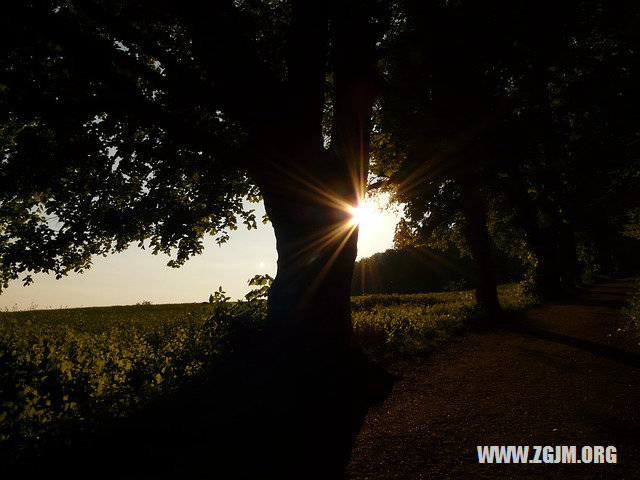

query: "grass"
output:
0 302 252 452
352 283 535 355
352 290 475 354
0 283 534 453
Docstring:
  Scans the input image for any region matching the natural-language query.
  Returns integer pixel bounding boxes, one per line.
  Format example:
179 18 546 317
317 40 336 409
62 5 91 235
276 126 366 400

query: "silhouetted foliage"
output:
371 0 640 301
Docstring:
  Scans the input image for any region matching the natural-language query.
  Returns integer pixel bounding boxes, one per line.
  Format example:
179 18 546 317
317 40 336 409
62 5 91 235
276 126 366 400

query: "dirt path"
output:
347 278 640 479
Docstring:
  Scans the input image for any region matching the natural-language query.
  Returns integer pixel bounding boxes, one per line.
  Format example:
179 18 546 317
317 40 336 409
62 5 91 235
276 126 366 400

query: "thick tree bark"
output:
227 3 393 475
258 149 359 359
250 148 371 477
233 18 398 451
459 179 502 319
244 0 381 365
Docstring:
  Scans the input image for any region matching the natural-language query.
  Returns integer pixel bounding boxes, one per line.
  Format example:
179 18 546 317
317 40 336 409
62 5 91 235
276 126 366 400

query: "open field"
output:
0 284 533 457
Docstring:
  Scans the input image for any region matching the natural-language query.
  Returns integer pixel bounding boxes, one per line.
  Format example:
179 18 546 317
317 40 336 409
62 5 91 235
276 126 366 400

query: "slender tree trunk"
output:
532 226 564 296
559 223 581 288
501 166 565 297
593 228 616 275
459 179 502 319
527 60 576 295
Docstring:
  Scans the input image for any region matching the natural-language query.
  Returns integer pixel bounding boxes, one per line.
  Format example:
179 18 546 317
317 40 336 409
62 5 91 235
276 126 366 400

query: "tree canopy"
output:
370 0 640 299
0 1 388 295
2 0 639 318
0 1 271 290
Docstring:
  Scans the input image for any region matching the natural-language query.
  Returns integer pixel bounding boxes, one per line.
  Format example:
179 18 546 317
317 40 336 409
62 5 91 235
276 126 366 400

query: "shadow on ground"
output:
508 278 640 368
512 325 640 368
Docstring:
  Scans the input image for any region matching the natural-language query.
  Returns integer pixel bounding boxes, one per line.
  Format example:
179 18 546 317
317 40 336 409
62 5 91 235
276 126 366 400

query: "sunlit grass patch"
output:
352 296 474 354
0 302 247 451
497 283 538 311
352 283 535 355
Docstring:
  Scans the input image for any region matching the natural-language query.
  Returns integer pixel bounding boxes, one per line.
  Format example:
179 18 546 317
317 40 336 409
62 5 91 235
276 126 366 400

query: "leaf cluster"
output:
0 0 276 291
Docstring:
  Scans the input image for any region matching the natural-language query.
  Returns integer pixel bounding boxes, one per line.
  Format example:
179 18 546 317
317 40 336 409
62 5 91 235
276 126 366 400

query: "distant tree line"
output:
351 245 524 295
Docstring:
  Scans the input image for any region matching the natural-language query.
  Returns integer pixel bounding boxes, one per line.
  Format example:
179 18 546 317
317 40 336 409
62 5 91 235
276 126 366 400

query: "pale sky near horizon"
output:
0 195 402 311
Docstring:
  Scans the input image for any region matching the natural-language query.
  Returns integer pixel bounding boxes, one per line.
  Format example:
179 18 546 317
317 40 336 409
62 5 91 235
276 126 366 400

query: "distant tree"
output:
370 0 525 317
0 1 390 365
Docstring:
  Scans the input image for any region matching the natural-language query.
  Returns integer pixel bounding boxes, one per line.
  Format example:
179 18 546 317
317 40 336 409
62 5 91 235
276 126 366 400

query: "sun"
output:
348 202 377 228
347 196 388 248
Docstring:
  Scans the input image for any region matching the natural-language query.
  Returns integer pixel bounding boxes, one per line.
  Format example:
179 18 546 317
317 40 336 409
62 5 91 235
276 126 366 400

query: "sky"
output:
0 194 401 311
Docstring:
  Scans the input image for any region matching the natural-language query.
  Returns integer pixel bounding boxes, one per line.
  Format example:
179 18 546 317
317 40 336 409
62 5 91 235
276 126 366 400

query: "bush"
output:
623 280 640 333
0 302 262 450
0 282 534 451
352 283 534 355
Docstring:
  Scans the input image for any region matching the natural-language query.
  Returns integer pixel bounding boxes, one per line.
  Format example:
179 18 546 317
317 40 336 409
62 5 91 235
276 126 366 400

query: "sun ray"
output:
302 222 358 300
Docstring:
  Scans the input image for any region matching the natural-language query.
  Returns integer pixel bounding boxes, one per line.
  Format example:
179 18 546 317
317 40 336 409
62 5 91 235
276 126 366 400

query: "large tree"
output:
0 1 390 364
1 3 396 475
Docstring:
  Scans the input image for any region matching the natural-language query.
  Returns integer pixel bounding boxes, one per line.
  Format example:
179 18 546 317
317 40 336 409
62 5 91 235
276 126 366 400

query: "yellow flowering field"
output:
0 303 238 448
0 283 533 451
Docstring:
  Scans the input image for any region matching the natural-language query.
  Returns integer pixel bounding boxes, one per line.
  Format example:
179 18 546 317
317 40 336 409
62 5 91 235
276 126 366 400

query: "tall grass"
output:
0 303 242 452
0 283 534 451
352 283 535 355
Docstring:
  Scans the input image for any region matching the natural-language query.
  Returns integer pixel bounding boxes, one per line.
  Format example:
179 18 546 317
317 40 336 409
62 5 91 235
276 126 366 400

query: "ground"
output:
347 278 640 479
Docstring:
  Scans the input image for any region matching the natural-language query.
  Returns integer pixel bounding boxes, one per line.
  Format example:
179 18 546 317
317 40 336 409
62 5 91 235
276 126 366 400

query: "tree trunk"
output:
593 228 616 276
229 2 393 474
248 144 393 478
244 0 381 365
258 149 359 361
459 179 502 319
501 166 565 298
559 223 581 288
527 60 574 296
